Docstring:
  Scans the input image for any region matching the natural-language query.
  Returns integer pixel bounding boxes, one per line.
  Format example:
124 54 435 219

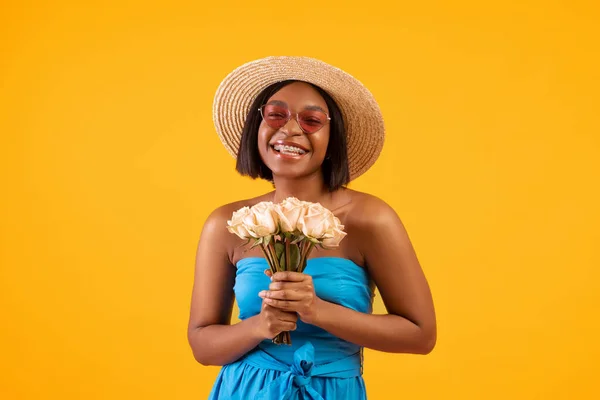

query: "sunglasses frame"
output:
258 104 331 134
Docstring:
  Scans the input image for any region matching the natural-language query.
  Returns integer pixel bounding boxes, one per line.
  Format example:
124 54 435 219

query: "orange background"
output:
1 1 599 399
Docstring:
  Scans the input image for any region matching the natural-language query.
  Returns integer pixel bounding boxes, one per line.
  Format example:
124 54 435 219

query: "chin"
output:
270 167 324 181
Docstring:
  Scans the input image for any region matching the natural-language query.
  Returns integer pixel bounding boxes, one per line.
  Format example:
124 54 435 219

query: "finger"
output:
279 321 297 331
262 298 294 310
288 322 297 331
268 281 308 291
264 269 273 278
275 311 298 323
272 271 307 282
263 303 297 319
259 289 304 301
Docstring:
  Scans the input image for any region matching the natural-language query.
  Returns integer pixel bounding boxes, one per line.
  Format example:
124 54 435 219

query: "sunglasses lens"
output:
298 110 328 133
261 105 329 133
262 105 290 129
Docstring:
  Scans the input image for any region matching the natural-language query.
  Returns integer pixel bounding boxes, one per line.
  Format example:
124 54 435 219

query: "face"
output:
257 82 330 180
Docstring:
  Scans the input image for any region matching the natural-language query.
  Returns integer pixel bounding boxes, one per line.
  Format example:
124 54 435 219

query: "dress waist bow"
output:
240 342 362 400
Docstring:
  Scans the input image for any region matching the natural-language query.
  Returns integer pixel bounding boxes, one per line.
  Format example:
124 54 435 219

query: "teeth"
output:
273 144 306 155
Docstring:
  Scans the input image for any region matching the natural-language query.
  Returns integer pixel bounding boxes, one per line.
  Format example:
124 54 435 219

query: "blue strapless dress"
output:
207 257 374 400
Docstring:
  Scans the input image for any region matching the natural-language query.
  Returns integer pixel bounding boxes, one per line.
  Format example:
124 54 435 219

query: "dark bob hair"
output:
235 80 350 192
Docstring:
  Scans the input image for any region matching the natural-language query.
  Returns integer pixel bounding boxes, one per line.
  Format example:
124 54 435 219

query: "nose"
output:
280 115 303 136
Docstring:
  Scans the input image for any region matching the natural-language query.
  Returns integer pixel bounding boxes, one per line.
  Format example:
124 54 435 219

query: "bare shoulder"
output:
337 189 408 263
200 192 275 263
344 189 401 230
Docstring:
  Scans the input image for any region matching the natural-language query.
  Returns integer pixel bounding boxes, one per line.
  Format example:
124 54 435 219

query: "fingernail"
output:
258 291 265 297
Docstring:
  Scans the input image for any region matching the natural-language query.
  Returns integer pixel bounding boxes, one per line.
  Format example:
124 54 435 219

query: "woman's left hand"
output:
259 270 323 324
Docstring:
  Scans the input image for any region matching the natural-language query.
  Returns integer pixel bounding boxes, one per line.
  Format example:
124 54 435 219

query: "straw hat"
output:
213 56 385 180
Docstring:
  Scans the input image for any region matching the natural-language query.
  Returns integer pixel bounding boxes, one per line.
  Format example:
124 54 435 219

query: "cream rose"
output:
226 206 253 239
273 197 308 233
242 201 279 238
321 216 347 248
297 202 336 240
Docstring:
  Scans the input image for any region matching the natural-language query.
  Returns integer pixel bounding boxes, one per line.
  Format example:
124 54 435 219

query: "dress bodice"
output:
234 257 374 365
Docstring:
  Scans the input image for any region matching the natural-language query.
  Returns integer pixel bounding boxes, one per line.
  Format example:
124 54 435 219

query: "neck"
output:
271 173 331 204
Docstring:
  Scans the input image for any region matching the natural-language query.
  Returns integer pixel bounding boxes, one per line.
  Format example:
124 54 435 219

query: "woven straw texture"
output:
213 56 385 181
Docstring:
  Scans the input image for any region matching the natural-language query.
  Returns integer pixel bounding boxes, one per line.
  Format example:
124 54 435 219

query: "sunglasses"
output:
259 104 331 134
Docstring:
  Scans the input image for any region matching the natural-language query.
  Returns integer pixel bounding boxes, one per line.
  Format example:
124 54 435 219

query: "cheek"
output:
257 127 271 153
311 132 330 156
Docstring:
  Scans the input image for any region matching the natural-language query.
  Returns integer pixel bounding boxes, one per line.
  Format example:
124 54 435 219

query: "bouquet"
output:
226 197 347 345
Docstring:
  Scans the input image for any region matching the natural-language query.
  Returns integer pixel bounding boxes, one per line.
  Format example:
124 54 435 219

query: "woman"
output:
188 56 437 399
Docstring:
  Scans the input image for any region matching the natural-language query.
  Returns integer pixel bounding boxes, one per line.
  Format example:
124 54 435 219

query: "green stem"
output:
269 238 295 346
267 241 281 272
297 241 305 273
298 241 315 273
259 243 276 274
285 235 290 272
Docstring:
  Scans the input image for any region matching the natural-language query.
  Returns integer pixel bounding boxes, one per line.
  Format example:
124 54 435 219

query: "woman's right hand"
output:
255 300 298 340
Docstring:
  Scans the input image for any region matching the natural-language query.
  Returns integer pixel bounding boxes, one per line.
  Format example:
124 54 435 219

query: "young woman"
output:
188 56 437 399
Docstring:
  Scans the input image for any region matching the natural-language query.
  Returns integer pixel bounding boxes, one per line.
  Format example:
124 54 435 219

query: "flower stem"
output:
259 243 276 274
267 241 281 272
272 237 293 345
285 235 291 272
298 241 306 273
298 240 315 273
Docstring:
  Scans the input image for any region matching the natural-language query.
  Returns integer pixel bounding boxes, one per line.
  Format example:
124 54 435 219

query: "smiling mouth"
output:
271 144 307 156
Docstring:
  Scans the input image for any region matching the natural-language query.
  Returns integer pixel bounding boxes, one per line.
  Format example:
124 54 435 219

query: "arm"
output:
187 206 263 366
318 197 437 354
187 206 298 366
261 197 437 354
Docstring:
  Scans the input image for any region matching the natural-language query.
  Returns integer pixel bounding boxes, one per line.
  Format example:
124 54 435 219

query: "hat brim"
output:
213 56 385 181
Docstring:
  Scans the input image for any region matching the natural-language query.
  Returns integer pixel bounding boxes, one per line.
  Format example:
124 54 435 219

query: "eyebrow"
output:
266 100 327 113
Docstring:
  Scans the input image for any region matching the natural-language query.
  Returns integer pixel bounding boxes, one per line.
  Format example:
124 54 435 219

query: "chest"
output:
233 258 374 321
